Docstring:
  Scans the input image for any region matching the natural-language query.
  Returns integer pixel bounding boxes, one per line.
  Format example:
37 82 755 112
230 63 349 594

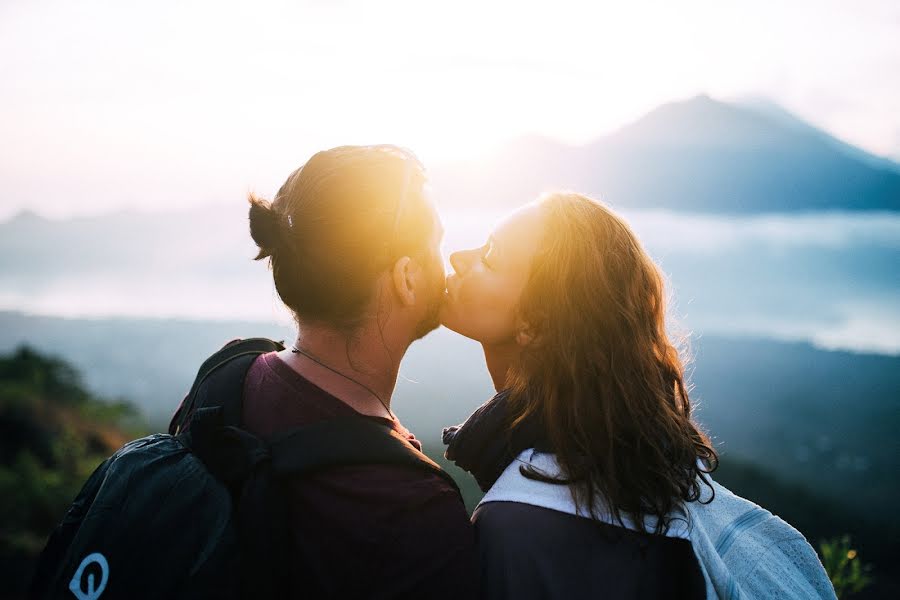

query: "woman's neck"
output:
482 341 521 392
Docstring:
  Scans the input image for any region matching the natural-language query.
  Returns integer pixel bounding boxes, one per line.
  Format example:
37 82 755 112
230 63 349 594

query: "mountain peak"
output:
3 209 47 227
607 93 778 148
683 92 717 106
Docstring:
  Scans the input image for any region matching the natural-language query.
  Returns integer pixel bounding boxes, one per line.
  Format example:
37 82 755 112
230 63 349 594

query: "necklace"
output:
290 344 395 420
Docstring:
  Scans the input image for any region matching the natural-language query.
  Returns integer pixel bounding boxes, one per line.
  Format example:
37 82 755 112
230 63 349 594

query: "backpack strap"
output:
172 338 284 433
269 416 462 497
183 411 462 597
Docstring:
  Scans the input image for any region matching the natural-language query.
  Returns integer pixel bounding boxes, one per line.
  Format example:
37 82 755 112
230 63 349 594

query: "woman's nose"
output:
449 248 476 275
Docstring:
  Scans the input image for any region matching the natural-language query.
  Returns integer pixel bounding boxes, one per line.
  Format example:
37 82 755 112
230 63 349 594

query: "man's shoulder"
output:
312 460 461 504
287 460 473 557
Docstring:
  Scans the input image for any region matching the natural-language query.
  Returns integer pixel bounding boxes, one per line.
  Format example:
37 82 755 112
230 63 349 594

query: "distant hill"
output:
0 311 896 519
0 311 289 424
1 314 897 595
429 95 900 213
0 204 253 283
2 340 896 596
0 204 275 321
1 197 898 358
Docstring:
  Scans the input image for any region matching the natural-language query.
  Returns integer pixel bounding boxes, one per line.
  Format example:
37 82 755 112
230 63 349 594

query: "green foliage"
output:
0 452 94 556
0 345 147 560
820 536 873 599
0 346 88 405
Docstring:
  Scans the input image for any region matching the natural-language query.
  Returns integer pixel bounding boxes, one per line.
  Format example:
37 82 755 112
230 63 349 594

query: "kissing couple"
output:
219 144 833 599
33 143 831 600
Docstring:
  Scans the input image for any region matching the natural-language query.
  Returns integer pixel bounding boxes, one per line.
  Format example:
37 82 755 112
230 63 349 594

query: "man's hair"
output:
248 145 433 330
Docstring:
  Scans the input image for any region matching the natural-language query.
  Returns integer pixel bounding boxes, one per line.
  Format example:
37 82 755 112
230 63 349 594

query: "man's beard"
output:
412 263 445 341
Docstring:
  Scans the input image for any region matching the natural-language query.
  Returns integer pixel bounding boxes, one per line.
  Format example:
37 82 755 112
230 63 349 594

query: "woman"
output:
441 192 835 599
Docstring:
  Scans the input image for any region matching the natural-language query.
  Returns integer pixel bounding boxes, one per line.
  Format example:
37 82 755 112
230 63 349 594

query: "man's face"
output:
413 201 446 340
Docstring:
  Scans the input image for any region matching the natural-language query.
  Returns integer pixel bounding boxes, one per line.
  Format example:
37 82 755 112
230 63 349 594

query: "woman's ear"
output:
515 318 535 346
391 256 416 307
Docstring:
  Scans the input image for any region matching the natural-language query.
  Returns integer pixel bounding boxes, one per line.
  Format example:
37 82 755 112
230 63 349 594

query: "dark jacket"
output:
443 392 705 600
474 501 706 600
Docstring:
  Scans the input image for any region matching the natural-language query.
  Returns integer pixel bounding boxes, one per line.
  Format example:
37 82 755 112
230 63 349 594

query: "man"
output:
184 145 478 598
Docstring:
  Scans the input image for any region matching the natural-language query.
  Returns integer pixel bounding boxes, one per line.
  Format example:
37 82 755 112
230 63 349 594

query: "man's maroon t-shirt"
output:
240 352 479 599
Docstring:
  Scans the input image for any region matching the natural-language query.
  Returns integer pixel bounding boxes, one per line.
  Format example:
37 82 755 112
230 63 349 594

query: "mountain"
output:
3 97 896 227
737 97 900 175
430 95 900 213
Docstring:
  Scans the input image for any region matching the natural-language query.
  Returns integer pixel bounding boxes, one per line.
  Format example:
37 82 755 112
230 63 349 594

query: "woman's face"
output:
441 203 546 345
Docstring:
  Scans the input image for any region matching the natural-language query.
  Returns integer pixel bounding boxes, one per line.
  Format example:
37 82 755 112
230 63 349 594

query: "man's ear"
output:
391 256 416 307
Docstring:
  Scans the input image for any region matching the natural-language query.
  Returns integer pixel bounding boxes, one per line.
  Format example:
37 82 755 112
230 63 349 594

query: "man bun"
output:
248 193 287 260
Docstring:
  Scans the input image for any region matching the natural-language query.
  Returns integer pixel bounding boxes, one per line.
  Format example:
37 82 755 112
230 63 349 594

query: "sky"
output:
1 0 898 219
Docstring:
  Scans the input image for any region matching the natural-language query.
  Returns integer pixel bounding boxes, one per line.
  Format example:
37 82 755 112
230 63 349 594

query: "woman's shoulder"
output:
480 449 692 537
474 500 691 550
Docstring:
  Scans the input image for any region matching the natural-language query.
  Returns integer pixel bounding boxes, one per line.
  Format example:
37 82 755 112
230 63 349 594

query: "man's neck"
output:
283 321 409 417
482 341 521 392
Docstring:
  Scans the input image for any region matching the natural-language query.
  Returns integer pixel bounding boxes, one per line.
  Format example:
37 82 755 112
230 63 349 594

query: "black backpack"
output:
29 338 460 599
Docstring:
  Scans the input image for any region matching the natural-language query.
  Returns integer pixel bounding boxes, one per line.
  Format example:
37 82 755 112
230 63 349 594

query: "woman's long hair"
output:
506 192 717 534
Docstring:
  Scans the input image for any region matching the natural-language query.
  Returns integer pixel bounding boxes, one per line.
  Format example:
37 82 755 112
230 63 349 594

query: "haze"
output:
1 0 898 219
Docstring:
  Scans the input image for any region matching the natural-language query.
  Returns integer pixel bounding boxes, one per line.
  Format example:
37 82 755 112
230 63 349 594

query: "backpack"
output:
681 478 837 599
29 338 460 600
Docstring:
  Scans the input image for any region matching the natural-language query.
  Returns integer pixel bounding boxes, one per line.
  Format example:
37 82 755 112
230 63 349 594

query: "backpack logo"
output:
69 552 109 600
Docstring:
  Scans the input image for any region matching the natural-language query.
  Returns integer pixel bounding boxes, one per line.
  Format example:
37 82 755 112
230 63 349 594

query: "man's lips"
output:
444 275 459 302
